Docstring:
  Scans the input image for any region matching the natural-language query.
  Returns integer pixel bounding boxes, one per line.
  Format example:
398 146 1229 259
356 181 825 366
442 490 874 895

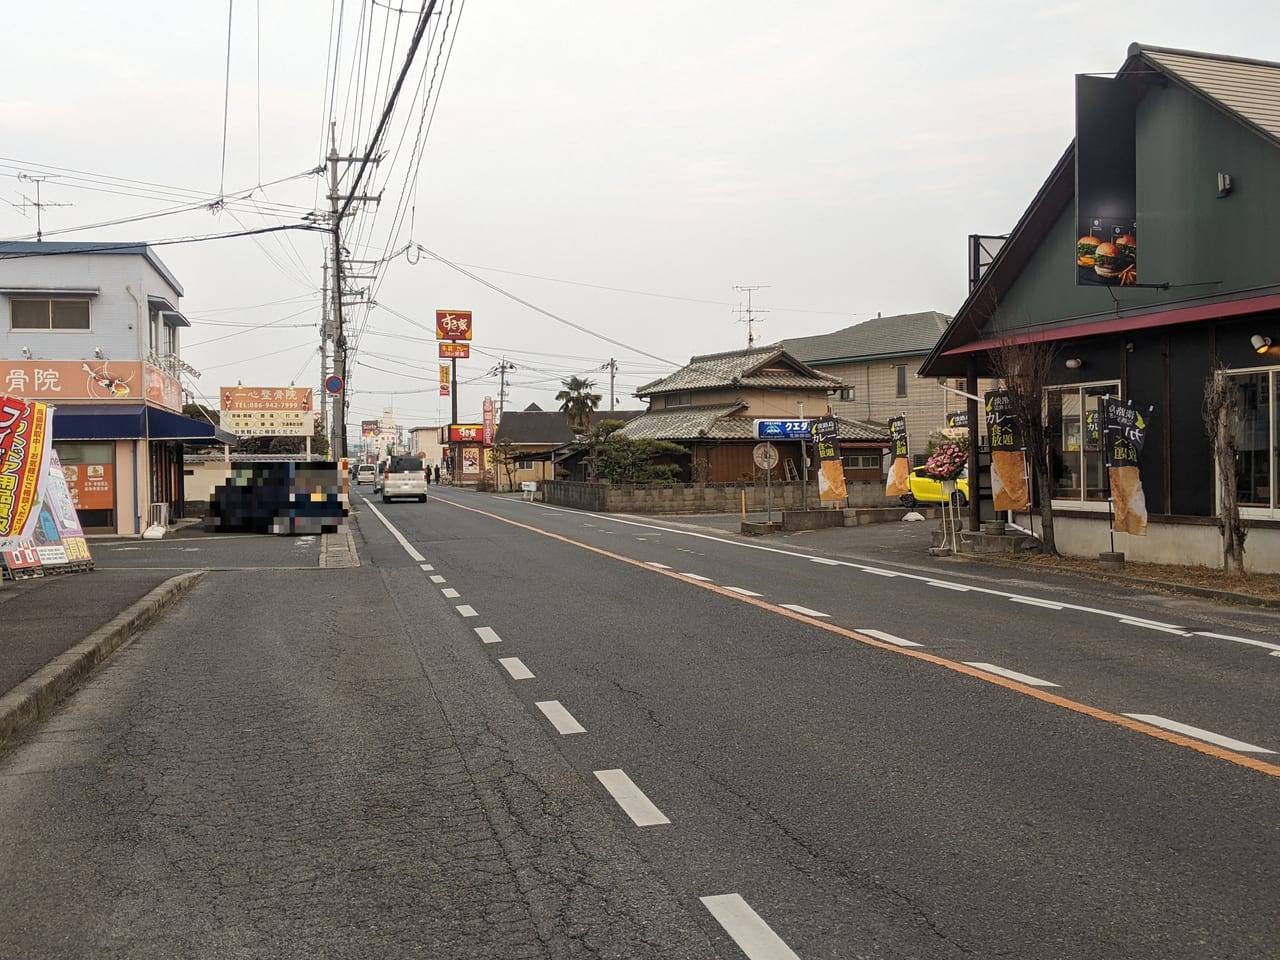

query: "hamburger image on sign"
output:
1093 242 1126 280
1077 235 1101 267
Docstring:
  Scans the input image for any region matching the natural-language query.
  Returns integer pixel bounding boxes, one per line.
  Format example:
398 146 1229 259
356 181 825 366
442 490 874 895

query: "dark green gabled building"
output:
921 43 1280 572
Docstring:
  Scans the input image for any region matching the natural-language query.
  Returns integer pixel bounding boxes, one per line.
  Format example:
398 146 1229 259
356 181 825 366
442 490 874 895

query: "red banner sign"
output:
0 394 51 540
435 310 473 342
439 342 470 359
449 423 483 443
483 396 495 447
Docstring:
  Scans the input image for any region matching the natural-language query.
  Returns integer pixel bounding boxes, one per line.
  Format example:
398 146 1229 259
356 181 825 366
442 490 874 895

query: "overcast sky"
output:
4 2 1278 437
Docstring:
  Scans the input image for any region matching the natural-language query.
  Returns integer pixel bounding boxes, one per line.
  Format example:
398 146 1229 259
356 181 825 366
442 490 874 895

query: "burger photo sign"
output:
1077 222 1137 287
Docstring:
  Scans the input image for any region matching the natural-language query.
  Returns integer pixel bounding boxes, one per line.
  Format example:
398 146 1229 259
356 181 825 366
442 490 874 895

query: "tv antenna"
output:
16 173 72 241
734 284 770 348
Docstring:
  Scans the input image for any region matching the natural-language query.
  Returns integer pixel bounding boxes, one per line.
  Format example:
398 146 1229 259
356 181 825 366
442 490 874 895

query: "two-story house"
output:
781 311 997 465
619 345 889 484
0 241 234 536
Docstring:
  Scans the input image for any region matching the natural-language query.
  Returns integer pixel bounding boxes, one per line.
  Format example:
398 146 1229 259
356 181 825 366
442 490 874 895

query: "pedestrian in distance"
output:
434 465 442 485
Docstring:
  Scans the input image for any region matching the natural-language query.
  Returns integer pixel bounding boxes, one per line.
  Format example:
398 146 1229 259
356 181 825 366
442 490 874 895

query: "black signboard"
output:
889 416 908 459
811 416 840 461
984 391 1023 450
1076 75 1138 287
946 411 969 430
1102 397 1149 467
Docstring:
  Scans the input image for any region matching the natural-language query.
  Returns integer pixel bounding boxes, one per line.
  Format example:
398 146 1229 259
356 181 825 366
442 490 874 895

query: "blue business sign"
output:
753 419 812 440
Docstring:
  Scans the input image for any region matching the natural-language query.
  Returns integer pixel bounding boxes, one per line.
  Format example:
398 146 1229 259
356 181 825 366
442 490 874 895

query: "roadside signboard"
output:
435 309 473 341
449 423 484 443
0 394 52 542
220 386 315 437
482 397 495 446
439 342 470 359
812 416 847 503
885 415 910 497
753 419 811 441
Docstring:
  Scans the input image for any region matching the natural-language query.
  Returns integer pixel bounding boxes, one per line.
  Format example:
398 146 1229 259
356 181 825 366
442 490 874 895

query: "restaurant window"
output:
1228 368 1275 515
10 298 91 330
895 366 907 398
1046 382 1118 502
54 441 116 531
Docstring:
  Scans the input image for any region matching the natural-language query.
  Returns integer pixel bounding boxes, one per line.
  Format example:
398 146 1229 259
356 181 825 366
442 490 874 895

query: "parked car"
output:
381 455 429 503
900 466 969 507
372 459 387 493
356 463 377 485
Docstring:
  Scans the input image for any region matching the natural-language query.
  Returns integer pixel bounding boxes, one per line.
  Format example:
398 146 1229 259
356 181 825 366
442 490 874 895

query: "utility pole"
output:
600 358 618 411
326 121 381 460
17 174 71 241
319 259 329 438
489 358 517 422
734 284 770 348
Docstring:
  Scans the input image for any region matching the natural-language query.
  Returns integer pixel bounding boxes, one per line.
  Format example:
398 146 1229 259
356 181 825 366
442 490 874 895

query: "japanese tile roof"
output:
617 404 889 443
634 346 842 396
494 409 645 445
779 311 952 364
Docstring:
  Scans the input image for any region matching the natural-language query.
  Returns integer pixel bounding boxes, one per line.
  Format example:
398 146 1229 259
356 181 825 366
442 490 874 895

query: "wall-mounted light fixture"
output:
1065 357 1084 369
1217 172 1234 198
21 346 32 360
1252 334 1272 354
93 346 104 359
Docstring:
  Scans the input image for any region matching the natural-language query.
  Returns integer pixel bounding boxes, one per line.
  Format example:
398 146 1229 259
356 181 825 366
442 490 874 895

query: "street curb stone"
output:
0 571 206 750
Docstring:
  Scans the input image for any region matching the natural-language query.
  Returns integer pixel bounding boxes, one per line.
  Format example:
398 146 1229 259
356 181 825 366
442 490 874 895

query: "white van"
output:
356 463 377 485
381 455 429 503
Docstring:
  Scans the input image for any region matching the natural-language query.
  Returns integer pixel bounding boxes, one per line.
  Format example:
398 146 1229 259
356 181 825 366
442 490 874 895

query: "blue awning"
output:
52 404 235 444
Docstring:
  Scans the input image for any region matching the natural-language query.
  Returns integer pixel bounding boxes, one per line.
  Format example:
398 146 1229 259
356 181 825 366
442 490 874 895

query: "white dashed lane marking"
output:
499 656 533 679
700 894 801 960
419 563 434 571
1010 596 1064 610
474 627 502 644
594 769 671 827
441 587 460 598
535 700 586 735
429 575 446 584
1125 714 1276 753
646 562 673 569
780 603 829 618
1119 619 1190 636
928 581 971 592
679 573 713 582
456 605 478 618
964 662 1060 687
810 557 841 566
724 586 763 597
1195 631 1280 653
858 628 924 648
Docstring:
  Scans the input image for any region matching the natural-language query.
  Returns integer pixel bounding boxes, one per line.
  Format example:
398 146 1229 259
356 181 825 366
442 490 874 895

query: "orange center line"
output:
432 495 1280 779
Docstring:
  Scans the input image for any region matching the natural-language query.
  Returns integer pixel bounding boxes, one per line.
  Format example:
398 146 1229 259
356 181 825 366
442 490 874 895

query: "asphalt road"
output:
1 488 1277 958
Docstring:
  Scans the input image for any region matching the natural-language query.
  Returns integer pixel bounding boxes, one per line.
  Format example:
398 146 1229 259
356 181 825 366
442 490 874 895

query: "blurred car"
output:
900 466 969 507
356 464 377 485
372 459 387 493
381 455 429 503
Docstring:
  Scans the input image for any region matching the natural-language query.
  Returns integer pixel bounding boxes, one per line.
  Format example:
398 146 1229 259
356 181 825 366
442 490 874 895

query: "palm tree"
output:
556 376 602 433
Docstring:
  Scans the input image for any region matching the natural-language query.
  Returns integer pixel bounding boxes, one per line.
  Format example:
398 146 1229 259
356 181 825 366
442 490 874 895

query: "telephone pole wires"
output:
601 358 618 411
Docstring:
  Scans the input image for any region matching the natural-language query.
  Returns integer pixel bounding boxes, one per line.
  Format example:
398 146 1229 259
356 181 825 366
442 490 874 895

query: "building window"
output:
1046 382 1119 502
665 392 692 408
10 298 91 330
896 365 907 398
842 454 880 468
516 459 534 470
1228 368 1275 513
838 386 855 401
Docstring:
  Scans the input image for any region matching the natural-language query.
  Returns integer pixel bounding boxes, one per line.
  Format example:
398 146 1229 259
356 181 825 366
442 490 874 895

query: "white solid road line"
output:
963 662 1061 687
810 556 842 565
456 605 478 618
857 628 924 648
364 502 426 562
1194 631 1280 653
593 769 671 827
429 575 446 584
535 700 586 735
725 586 763 597
700 894 800 960
679 572 714 581
928 581 970 592
1118 619 1190 636
864 568 899 577
1124 714 1276 753
1010 596 1064 610
780 603 829 618
498 656 533 679
474 627 502 644
441 587 460 598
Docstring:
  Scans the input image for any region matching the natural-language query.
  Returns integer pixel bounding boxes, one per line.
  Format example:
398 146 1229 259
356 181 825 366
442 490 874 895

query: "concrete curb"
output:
0 571 206 750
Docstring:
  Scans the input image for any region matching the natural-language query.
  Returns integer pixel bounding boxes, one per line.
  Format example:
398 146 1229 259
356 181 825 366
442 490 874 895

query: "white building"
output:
0 241 234 535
